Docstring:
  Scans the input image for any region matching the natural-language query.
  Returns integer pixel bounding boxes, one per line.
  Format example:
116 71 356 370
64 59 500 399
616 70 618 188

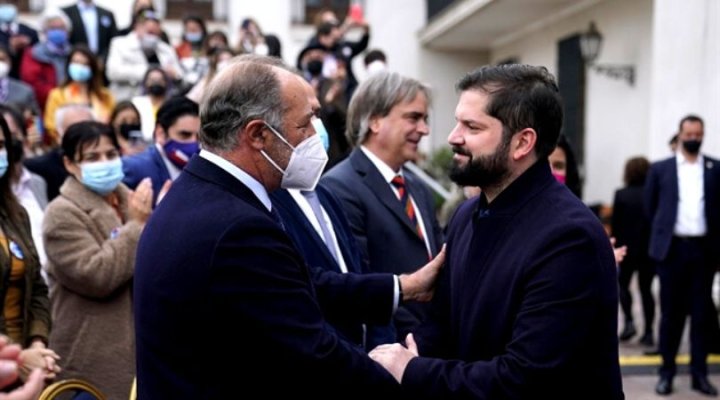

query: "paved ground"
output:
619 276 720 399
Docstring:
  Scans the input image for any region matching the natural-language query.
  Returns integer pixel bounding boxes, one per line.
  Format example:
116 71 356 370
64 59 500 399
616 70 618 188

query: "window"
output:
293 0 352 26
166 0 213 20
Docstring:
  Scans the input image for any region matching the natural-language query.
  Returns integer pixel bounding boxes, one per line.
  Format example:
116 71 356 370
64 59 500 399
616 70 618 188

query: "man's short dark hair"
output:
156 96 199 133
679 114 703 131
456 64 563 160
364 49 386 67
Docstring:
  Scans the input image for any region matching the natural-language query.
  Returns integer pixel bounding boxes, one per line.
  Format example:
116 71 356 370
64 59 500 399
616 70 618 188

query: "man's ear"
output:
245 120 269 151
154 125 167 145
511 128 537 161
369 116 382 136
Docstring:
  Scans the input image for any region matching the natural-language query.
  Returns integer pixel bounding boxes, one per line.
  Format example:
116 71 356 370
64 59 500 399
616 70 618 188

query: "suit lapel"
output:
316 188 363 273
150 146 171 182
349 149 425 241
273 190 341 272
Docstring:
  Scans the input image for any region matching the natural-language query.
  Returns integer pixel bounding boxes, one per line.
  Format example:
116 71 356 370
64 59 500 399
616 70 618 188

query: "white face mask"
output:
0 61 9 79
261 121 329 191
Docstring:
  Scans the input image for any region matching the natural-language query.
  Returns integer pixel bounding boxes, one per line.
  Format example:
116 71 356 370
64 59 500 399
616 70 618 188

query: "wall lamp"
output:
579 22 635 86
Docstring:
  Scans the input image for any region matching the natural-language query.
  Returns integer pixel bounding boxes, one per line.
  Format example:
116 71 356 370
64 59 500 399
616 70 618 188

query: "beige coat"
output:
43 177 142 400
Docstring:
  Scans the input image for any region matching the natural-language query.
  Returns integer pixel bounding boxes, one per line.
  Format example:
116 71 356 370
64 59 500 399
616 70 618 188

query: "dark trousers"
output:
658 236 715 379
618 255 656 332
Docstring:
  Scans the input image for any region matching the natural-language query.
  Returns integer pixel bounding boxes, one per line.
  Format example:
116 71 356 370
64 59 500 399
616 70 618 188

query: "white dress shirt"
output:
78 2 99 54
199 150 272 211
674 152 707 236
11 168 46 267
360 145 432 256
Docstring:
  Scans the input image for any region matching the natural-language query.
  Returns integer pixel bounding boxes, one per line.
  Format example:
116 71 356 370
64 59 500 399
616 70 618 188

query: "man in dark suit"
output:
646 114 720 396
271 184 443 349
134 56 404 397
321 72 444 344
369 64 623 399
62 0 117 60
122 96 199 204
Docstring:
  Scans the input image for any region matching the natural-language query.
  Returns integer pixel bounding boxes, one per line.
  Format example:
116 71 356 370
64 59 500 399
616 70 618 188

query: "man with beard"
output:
646 115 720 396
369 64 624 399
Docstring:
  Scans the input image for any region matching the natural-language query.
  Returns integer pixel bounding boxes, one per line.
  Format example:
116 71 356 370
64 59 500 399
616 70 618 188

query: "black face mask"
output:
682 139 702 155
118 123 142 140
147 84 167 96
306 60 323 77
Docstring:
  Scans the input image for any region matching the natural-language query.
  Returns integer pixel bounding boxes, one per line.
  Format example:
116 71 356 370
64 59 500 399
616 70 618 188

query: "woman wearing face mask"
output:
186 46 234 104
44 46 115 146
131 66 171 142
0 112 61 388
0 46 39 116
175 15 208 93
109 101 145 156
19 7 71 113
43 121 153 399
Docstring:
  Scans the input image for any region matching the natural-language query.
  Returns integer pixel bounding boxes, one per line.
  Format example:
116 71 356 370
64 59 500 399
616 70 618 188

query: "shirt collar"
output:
199 149 273 212
78 1 96 11
676 151 703 166
360 145 403 183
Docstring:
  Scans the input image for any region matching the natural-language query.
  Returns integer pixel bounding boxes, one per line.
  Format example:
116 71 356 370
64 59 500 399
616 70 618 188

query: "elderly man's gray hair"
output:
346 72 431 146
55 104 95 136
199 55 291 152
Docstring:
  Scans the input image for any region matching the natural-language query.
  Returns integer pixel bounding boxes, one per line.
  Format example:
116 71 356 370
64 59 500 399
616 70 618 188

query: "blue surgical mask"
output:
0 149 8 179
184 32 203 44
0 4 17 24
46 29 68 46
68 63 92 82
311 118 330 152
80 158 124 195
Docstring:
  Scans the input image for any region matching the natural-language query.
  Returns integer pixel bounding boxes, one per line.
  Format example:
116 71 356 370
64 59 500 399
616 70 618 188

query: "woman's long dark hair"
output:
0 114 34 256
556 135 582 199
63 45 111 103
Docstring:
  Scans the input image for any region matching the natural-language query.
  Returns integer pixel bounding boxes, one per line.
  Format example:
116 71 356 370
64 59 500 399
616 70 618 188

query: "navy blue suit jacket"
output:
271 187 395 346
645 155 720 262
403 160 623 399
121 146 170 203
134 156 398 398
322 149 443 339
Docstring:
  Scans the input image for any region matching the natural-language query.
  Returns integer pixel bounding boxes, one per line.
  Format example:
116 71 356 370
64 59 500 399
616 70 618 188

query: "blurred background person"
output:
122 96 198 202
0 112 60 386
235 17 267 55
0 103 48 275
61 0 118 61
106 7 180 101
44 46 115 145
0 45 39 115
612 156 654 346
203 30 228 53
43 121 152 399
186 46 233 104
548 134 582 198
25 104 94 201
364 48 387 75
19 7 72 113
116 0 169 43
131 66 172 141
174 15 207 94
0 0 38 79
109 100 145 156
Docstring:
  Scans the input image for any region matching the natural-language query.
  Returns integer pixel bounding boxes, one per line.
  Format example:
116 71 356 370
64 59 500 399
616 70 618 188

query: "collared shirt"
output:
156 143 183 181
674 152 706 236
288 189 349 274
199 149 272 211
11 168 46 268
360 145 432 255
77 1 99 53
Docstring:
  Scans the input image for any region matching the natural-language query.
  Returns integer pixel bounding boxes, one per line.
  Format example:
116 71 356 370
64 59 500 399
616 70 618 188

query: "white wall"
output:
649 0 720 160
490 0 653 205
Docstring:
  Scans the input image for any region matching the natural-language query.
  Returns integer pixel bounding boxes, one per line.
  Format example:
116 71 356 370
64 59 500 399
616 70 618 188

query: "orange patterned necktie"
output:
391 175 425 241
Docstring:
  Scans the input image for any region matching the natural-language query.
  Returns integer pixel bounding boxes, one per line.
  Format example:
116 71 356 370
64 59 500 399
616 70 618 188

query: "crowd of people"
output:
0 1 715 399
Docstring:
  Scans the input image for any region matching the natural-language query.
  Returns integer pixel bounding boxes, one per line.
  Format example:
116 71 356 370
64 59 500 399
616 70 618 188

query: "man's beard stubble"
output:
449 138 511 189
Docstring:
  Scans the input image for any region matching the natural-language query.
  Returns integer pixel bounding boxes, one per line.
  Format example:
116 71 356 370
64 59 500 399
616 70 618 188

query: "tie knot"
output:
391 175 405 188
